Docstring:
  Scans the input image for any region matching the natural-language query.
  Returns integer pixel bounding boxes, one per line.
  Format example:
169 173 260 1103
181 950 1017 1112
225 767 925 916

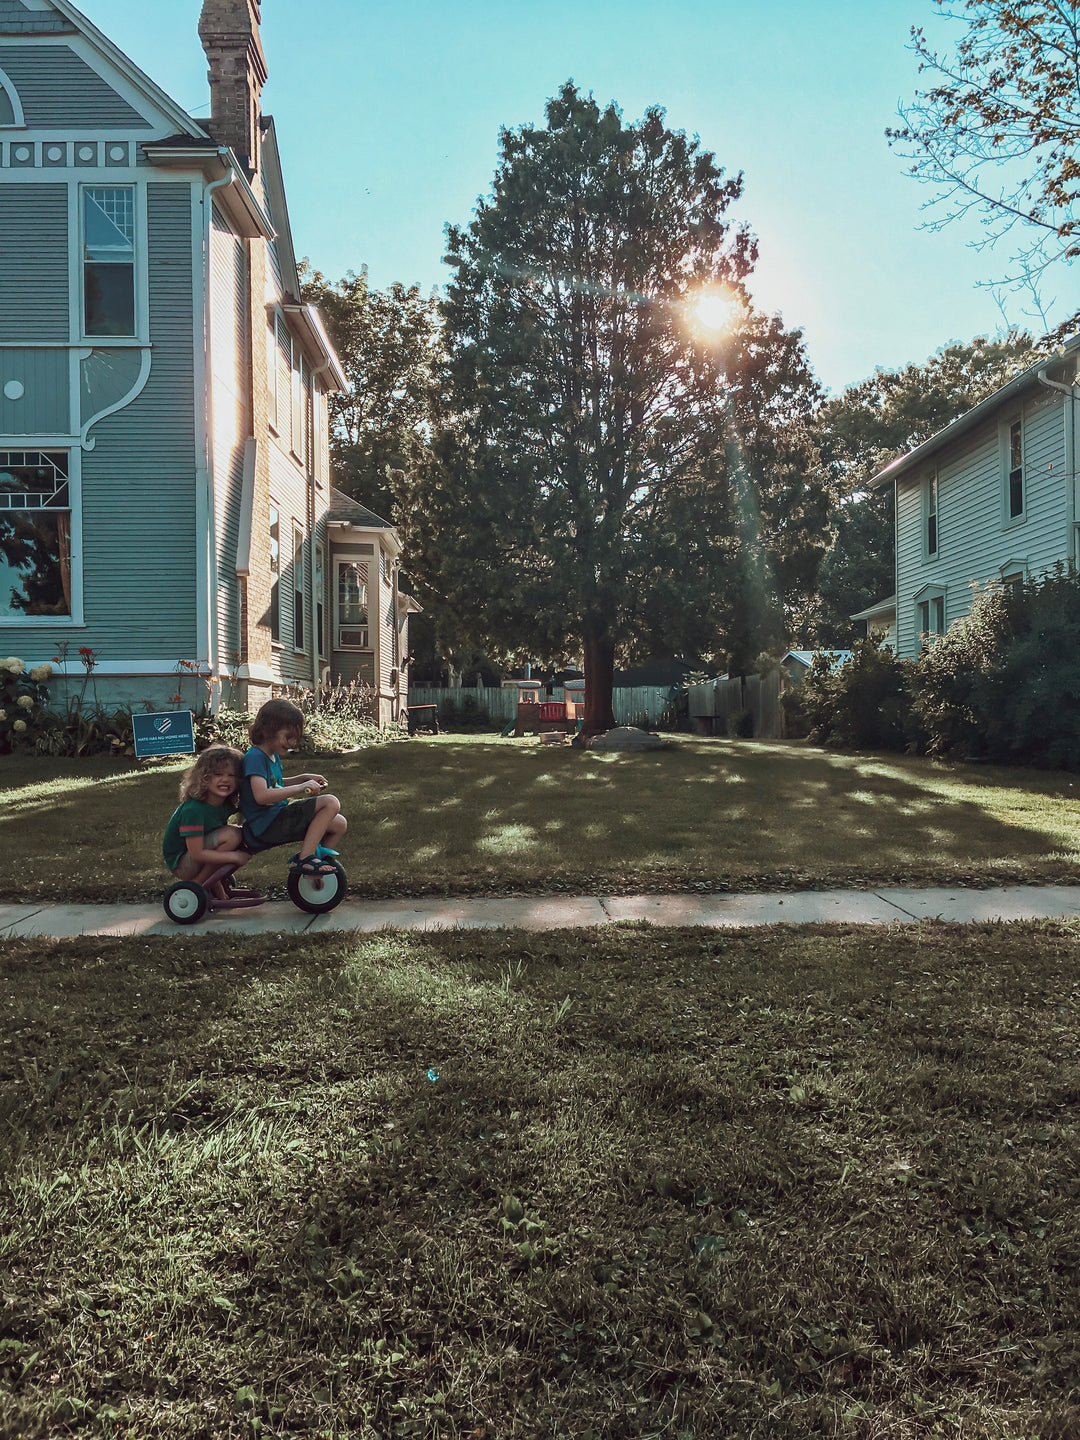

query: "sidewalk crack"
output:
597 896 614 921
874 891 921 920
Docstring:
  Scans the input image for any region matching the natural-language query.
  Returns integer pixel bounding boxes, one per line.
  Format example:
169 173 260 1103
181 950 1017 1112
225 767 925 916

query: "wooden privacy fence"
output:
407 685 676 727
687 671 784 739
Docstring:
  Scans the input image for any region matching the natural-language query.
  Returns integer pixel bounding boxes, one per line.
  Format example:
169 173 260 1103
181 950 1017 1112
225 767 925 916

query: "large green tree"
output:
808 331 1042 643
401 84 827 734
299 264 439 519
889 0 1079 326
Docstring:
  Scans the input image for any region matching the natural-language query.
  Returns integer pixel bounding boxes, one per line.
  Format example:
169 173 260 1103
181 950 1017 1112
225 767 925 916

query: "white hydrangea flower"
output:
28 664 52 682
12 719 26 733
2 657 25 675
0 709 6 720
17 694 33 709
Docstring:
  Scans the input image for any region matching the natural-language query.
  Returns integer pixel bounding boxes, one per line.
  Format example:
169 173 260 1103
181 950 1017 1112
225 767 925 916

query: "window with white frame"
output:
82 186 135 337
925 471 938 557
916 591 946 641
293 521 305 652
336 558 370 650
1007 418 1024 520
269 501 280 642
0 452 72 618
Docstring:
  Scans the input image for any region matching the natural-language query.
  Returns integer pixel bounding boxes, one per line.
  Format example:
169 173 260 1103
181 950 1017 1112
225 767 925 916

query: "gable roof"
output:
11 0 208 137
871 334 1080 490
328 489 395 530
0 0 73 33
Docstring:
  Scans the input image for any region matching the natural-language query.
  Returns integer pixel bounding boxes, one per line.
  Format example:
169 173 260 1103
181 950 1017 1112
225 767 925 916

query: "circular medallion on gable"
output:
13 146 31 162
109 145 127 161
78 145 95 161
3 381 25 401
46 145 64 161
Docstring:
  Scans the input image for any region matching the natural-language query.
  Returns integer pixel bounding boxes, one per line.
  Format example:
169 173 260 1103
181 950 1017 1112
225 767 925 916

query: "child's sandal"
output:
290 854 336 877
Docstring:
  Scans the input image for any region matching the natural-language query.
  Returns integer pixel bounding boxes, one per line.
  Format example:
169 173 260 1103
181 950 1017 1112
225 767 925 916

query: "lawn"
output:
2 921 1078 1437
3 735 1080 903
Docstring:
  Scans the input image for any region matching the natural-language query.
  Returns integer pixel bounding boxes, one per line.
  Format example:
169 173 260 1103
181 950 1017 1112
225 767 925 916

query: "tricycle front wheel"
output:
287 860 347 914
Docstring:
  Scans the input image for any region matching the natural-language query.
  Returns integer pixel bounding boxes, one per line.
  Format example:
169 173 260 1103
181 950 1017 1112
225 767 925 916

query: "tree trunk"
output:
582 629 616 740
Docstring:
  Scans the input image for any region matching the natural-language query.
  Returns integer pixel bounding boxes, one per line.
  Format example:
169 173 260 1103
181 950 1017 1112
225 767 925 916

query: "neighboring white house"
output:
848 596 896 648
871 338 1080 660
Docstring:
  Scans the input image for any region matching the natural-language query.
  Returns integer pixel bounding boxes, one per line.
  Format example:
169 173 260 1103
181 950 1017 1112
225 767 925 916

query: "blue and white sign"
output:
132 710 195 758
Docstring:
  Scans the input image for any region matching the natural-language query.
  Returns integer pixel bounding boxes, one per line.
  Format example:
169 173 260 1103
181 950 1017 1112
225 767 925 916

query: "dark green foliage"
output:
298 263 439 519
785 636 915 751
403 83 828 728
911 566 1080 769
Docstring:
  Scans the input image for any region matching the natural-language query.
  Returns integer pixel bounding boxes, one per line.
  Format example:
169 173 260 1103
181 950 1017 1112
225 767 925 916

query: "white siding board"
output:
894 393 1070 657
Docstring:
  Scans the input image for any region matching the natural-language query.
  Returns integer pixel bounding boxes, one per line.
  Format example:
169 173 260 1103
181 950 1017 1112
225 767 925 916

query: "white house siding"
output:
894 393 1068 658
209 206 249 671
267 435 312 688
0 43 153 128
78 182 197 660
0 183 68 340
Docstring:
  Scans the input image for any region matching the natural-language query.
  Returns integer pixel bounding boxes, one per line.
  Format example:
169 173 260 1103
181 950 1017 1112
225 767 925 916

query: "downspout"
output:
1037 369 1079 564
392 558 401 721
199 151 236 712
310 362 335 703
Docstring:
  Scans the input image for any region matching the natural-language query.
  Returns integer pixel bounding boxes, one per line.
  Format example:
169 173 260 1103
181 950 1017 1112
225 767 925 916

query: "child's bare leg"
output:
298 796 344 866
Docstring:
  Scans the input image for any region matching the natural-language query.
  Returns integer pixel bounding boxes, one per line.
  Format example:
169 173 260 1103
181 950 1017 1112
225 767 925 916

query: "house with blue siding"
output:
871 338 1080 659
0 0 416 725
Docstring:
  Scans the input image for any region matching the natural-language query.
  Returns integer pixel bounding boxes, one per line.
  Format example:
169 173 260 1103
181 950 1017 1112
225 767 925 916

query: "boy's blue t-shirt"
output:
240 746 287 838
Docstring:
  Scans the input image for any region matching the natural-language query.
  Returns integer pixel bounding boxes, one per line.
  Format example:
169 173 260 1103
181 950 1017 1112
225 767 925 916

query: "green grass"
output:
3 735 1080 903
2 922 1079 1437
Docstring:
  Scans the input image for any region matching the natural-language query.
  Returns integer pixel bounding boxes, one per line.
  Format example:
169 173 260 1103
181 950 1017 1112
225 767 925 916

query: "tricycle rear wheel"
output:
163 880 208 925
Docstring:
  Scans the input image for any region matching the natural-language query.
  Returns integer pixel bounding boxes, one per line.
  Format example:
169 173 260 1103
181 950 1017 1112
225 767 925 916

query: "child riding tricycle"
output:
161 700 349 924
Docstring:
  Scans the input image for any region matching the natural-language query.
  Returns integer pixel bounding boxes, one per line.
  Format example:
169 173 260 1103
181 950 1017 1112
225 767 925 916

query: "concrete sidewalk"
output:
3 884 1080 938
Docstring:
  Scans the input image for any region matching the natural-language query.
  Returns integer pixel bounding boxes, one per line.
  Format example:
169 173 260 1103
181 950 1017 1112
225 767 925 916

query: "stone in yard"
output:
588 726 668 751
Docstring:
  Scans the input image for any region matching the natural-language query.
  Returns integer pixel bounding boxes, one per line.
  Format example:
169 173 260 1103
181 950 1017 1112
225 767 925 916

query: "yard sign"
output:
132 711 195 758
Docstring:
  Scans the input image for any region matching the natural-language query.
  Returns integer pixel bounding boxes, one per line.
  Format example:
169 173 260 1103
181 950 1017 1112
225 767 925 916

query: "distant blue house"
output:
779 649 852 684
0 0 416 723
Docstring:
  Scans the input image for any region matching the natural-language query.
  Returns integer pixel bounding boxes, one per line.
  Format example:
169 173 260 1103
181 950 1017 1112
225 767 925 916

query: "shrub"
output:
910 566 1080 769
0 656 54 753
35 703 136 758
786 637 914 751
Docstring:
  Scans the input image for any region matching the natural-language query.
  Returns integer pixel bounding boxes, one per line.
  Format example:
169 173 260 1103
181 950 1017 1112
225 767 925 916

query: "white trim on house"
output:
38 0 210 139
0 65 26 128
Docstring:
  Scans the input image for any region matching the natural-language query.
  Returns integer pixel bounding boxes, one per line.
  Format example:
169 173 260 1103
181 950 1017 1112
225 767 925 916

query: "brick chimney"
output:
198 0 268 175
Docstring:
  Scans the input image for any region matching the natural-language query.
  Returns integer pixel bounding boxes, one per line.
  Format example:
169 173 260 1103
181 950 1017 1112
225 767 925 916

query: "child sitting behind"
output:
163 746 254 894
239 698 347 875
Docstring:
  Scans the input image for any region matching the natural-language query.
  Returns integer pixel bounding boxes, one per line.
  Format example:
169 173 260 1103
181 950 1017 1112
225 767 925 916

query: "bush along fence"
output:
407 685 682 732
0 656 402 760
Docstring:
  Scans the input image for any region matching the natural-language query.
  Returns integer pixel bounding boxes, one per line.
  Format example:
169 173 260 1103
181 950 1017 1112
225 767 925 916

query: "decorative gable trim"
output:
0 62 23 124
41 0 208 138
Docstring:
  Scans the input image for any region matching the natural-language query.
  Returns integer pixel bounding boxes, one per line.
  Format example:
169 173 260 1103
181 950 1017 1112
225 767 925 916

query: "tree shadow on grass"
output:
3 738 1080 904
3 926 1079 1435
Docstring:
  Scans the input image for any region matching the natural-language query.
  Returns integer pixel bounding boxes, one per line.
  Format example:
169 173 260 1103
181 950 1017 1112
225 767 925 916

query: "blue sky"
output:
78 0 1075 393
